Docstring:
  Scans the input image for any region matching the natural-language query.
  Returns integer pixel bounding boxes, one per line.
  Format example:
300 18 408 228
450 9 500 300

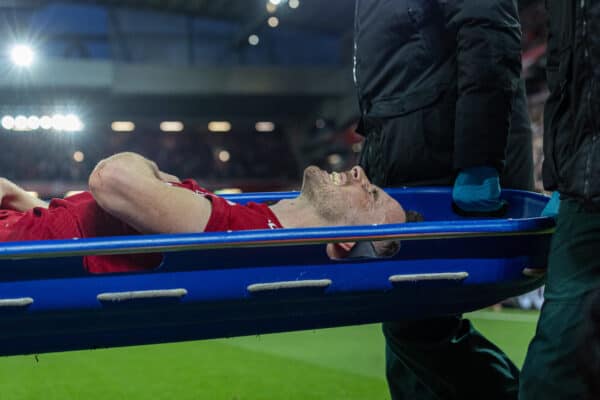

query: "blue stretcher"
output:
0 188 553 356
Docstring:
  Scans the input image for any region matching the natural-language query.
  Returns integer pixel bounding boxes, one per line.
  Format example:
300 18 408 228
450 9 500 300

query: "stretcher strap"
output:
388 272 469 283
0 297 34 307
247 279 332 293
97 288 188 302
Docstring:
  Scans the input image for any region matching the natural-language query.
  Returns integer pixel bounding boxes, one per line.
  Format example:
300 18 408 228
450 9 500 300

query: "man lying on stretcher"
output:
0 152 414 274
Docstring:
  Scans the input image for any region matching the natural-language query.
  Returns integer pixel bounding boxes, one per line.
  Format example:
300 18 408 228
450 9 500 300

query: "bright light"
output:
14 115 28 131
10 45 35 67
64 114 83 132
268 16 280 28
160 121 184 132
266 2 277 13
27 116 40 130
0 113 80 131
255 121 275 132
51 114 65 131
39 115 52 130
352 142 363 153
269 0 282 5
208 121 232 133
289 0 300 8
327 153 342 166
73 151 85 163
248 34 260 46
218 150 231 162
111 121 135 132
1 115 15 130
214 188 242 195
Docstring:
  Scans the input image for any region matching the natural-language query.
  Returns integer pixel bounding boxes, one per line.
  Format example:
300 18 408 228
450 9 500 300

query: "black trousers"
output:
359 81 533 400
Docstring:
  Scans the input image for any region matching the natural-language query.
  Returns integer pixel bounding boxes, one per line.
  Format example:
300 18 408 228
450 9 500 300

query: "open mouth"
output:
329 172 345 185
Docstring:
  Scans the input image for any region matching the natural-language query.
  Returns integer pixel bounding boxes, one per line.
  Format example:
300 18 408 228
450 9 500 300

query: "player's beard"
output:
300 166 349 224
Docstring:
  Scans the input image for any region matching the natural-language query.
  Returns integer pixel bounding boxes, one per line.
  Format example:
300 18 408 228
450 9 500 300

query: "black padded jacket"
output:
354 0 529 188
542 0 600 209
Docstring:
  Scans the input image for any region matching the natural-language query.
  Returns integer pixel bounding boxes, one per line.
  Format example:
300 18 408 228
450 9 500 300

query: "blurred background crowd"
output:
0 0 548 198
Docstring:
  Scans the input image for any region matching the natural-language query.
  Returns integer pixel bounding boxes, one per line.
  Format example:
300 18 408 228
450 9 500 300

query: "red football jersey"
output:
0 179 282 274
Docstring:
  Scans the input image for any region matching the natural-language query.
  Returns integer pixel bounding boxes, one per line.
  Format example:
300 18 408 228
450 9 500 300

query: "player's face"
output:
300 165 406 226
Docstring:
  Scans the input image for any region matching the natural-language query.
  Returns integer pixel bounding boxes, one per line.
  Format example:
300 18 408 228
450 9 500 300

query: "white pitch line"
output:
467 310 540 323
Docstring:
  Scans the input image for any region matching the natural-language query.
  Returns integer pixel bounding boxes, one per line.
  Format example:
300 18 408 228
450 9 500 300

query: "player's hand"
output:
0 178 48 211
541 191 560 218
0 178 15 209
452 166 505 214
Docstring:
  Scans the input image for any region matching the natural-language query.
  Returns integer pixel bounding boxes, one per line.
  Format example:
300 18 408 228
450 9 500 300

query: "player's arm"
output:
0 178 49 211
88 152 212 234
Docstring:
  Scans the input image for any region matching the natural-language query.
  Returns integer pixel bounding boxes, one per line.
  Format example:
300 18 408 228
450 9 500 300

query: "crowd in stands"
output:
0 126 300 194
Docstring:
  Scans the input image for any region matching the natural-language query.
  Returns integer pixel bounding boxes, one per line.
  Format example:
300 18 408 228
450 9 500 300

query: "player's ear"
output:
326 242 356 259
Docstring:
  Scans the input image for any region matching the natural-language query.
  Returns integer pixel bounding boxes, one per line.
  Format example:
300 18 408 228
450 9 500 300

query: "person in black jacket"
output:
519 1 600 398
354 0 533 398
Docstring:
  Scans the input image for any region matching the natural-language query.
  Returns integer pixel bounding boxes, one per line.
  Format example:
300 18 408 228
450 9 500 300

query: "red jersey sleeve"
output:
171 180 283 232
0 179 282 274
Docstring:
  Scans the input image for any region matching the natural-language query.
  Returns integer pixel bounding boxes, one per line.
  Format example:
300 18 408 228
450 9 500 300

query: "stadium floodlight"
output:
51 114 66 131
268 16 279 28
14 115 28 131
269 0 282 5
111 121 135 132
266 2 277 13
255 121 275 132
10 45 35 67
327 153 342 166
39 115 52 130
160 121 184 132
248 34 260 46
289 0 300 8
218 150 231 162
64 114 83 132
208 121 231 133
214 188 242 194
1 115 15 130
73 151 85 162
27 116 40 130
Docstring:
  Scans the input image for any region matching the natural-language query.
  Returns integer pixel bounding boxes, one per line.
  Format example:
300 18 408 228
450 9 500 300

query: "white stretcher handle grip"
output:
389 272 469 283
97 288 188 302
247 279 332 293
0 297 34 308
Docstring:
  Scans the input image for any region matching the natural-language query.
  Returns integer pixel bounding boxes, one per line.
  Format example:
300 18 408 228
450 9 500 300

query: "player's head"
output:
300 165 406 227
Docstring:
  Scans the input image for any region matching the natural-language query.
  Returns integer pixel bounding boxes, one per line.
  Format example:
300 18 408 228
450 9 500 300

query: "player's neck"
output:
269 197 326 228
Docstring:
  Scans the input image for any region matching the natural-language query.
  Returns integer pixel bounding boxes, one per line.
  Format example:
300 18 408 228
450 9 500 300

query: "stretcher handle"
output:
97 288 188 303
389 272 469 283
247 279 332 293
0 297 34 308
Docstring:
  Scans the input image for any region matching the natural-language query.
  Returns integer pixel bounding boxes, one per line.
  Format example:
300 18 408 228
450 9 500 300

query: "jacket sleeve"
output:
447 0 523 172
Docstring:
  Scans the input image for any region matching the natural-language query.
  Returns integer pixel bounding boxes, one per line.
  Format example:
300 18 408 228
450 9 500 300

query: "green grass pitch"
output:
0 309 538 400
